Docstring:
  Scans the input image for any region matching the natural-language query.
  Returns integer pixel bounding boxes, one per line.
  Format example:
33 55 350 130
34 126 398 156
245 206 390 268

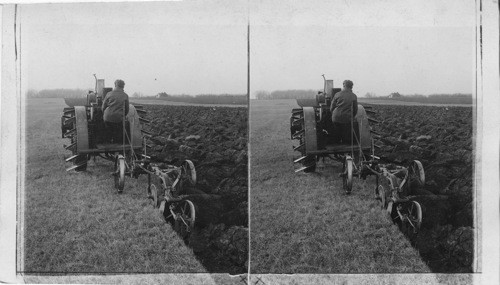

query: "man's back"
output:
103 88 129 123
330 89 358 123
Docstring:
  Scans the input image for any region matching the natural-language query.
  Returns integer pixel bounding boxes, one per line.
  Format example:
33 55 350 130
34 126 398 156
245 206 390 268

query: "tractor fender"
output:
296 98 319 108
126 104 143 148
355 105 372 149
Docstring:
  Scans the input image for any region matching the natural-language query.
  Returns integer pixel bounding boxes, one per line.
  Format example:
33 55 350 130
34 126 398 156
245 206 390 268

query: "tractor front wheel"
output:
114 157 125 192
342 157 353 194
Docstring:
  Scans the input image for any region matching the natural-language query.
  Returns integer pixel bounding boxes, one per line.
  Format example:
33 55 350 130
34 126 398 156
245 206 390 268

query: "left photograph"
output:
18 1 248 275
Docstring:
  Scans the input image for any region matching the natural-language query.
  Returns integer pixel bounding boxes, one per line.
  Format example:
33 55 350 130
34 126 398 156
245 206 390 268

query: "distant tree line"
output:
132 92 144 98
254 89 472 104
26 89 246 104
26 88 89 98
370 93 473 104
144 93 248 105
254 89 317 100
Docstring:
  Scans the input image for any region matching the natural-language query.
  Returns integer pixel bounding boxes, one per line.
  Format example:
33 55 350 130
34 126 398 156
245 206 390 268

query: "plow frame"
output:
106 134 199 241
366 160 425 240
139 157 198 241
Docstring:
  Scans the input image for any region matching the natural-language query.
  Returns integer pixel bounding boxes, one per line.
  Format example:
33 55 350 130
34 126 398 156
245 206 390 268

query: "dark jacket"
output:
102 87 129 123
330 89 358 123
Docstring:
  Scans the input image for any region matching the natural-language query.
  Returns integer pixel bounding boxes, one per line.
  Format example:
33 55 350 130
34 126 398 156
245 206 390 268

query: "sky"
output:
20 1 248 96
249 0 475 98
19 0 475 98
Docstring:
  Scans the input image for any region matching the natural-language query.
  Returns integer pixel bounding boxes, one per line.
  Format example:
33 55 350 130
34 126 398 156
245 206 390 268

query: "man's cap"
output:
115 79 125 88
343 80 353 89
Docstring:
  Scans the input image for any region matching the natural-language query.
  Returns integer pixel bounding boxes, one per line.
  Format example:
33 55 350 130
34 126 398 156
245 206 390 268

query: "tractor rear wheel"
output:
303 155 316 173
74 154 88 171
62 106 89 172
290 108 317 173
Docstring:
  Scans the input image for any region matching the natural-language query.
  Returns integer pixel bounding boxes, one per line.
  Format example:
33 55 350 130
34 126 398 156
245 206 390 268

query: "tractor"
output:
289 76 425 239
290 77 375 176
61 75 150 172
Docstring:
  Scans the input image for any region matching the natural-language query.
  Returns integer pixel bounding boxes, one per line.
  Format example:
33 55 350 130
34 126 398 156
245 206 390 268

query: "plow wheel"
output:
114 156 125 192
149 184 159 208
408 160 425 189
181 160 197 186
342 157 353 194
374 175 379 198
174 200 196 241
159 200 174 223
377 185 387 209
377 175 394 209
399 201 422 242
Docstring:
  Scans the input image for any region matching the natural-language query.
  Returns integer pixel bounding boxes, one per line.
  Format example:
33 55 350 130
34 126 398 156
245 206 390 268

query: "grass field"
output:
249 99 430 273
22 98 206 273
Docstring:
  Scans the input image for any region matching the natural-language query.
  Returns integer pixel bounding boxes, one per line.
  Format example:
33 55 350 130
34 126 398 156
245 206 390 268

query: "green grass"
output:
249 99 430 273
23 98 205 273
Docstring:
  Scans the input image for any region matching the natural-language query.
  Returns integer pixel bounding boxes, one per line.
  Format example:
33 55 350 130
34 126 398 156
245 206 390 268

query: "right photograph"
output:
249 1 476 275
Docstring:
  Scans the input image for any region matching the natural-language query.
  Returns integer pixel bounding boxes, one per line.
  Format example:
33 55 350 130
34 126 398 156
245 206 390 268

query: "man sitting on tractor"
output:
102 79 129 144
330 79 358 144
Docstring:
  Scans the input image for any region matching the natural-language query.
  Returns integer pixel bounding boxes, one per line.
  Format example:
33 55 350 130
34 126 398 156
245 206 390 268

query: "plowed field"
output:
143 104 248 274
370 104 474 272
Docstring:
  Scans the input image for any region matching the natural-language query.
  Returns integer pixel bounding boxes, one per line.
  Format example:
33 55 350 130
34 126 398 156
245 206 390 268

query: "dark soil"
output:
369 104 473 272
144 104 248 274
